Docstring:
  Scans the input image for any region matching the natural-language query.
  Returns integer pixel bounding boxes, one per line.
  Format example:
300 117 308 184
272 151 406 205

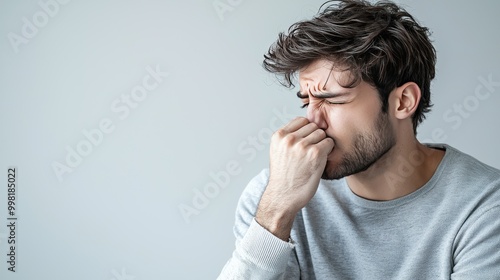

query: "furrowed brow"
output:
296 91 350 99
311 92 350 99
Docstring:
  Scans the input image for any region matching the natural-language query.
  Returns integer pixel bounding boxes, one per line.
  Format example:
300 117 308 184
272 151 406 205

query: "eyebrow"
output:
296 91 351 99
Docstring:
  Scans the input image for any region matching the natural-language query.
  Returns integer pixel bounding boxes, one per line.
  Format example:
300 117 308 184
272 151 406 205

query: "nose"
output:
307 106 328 130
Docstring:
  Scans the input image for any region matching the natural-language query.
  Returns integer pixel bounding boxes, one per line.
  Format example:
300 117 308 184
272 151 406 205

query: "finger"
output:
280 117 310 133
303 128 327 144
294 122 321 138
316 137 335 155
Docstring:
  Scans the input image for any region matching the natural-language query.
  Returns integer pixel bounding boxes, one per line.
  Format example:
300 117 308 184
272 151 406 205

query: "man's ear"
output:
391 82 421 120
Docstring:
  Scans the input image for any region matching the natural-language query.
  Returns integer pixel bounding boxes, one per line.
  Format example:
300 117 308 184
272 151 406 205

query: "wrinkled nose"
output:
307 106 328 130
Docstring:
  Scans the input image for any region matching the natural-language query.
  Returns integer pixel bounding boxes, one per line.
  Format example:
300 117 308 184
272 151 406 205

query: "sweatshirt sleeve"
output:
451 204 500 279
217 169 298 280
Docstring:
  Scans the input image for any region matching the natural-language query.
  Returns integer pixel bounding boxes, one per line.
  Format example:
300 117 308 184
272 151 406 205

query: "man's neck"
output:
345 141 445 201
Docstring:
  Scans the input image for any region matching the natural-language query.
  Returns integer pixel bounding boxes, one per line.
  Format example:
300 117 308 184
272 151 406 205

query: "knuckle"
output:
297 140 308 150
308 146 321 158
283 134 296 145
273 129 285 139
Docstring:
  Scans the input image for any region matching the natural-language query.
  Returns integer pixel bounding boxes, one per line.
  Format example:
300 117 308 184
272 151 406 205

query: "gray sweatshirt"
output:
217 144 500 279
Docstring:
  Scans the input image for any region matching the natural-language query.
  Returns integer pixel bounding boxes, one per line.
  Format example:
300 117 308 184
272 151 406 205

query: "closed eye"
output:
325 100 345 105
301 100 345 109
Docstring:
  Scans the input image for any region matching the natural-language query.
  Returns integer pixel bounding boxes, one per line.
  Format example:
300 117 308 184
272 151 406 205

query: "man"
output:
218 0 500 279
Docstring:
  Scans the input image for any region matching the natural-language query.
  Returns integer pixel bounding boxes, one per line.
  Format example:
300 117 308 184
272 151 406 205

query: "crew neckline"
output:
340 143 453 210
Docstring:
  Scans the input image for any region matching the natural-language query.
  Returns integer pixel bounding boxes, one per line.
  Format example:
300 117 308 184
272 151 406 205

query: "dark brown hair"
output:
263 0 436 132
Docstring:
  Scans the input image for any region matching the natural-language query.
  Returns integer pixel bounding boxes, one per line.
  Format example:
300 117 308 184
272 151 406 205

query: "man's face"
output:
298 59 396 180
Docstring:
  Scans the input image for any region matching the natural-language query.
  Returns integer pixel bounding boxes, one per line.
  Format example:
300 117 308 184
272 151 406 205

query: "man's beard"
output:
322 111 396 180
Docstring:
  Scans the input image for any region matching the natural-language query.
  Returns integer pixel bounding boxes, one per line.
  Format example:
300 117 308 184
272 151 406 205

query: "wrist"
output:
255 195 298 241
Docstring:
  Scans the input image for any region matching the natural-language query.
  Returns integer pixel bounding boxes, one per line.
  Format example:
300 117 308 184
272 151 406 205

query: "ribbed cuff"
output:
237 218 295 273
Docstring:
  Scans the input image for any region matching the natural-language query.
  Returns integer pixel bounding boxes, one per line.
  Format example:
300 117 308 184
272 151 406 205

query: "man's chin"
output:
321 161 346 180
321 154 384 180
321 172 345 181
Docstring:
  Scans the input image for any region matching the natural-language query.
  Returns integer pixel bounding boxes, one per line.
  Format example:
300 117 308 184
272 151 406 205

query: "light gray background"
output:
0 0 499 279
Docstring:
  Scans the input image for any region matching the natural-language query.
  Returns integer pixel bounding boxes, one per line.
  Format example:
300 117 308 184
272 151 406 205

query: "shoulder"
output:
434 144 500 186
239 168 270 203
425 144 500 225
436 146 500 227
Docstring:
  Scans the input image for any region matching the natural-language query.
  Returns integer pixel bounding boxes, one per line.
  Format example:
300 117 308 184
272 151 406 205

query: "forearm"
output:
255 189 298 241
